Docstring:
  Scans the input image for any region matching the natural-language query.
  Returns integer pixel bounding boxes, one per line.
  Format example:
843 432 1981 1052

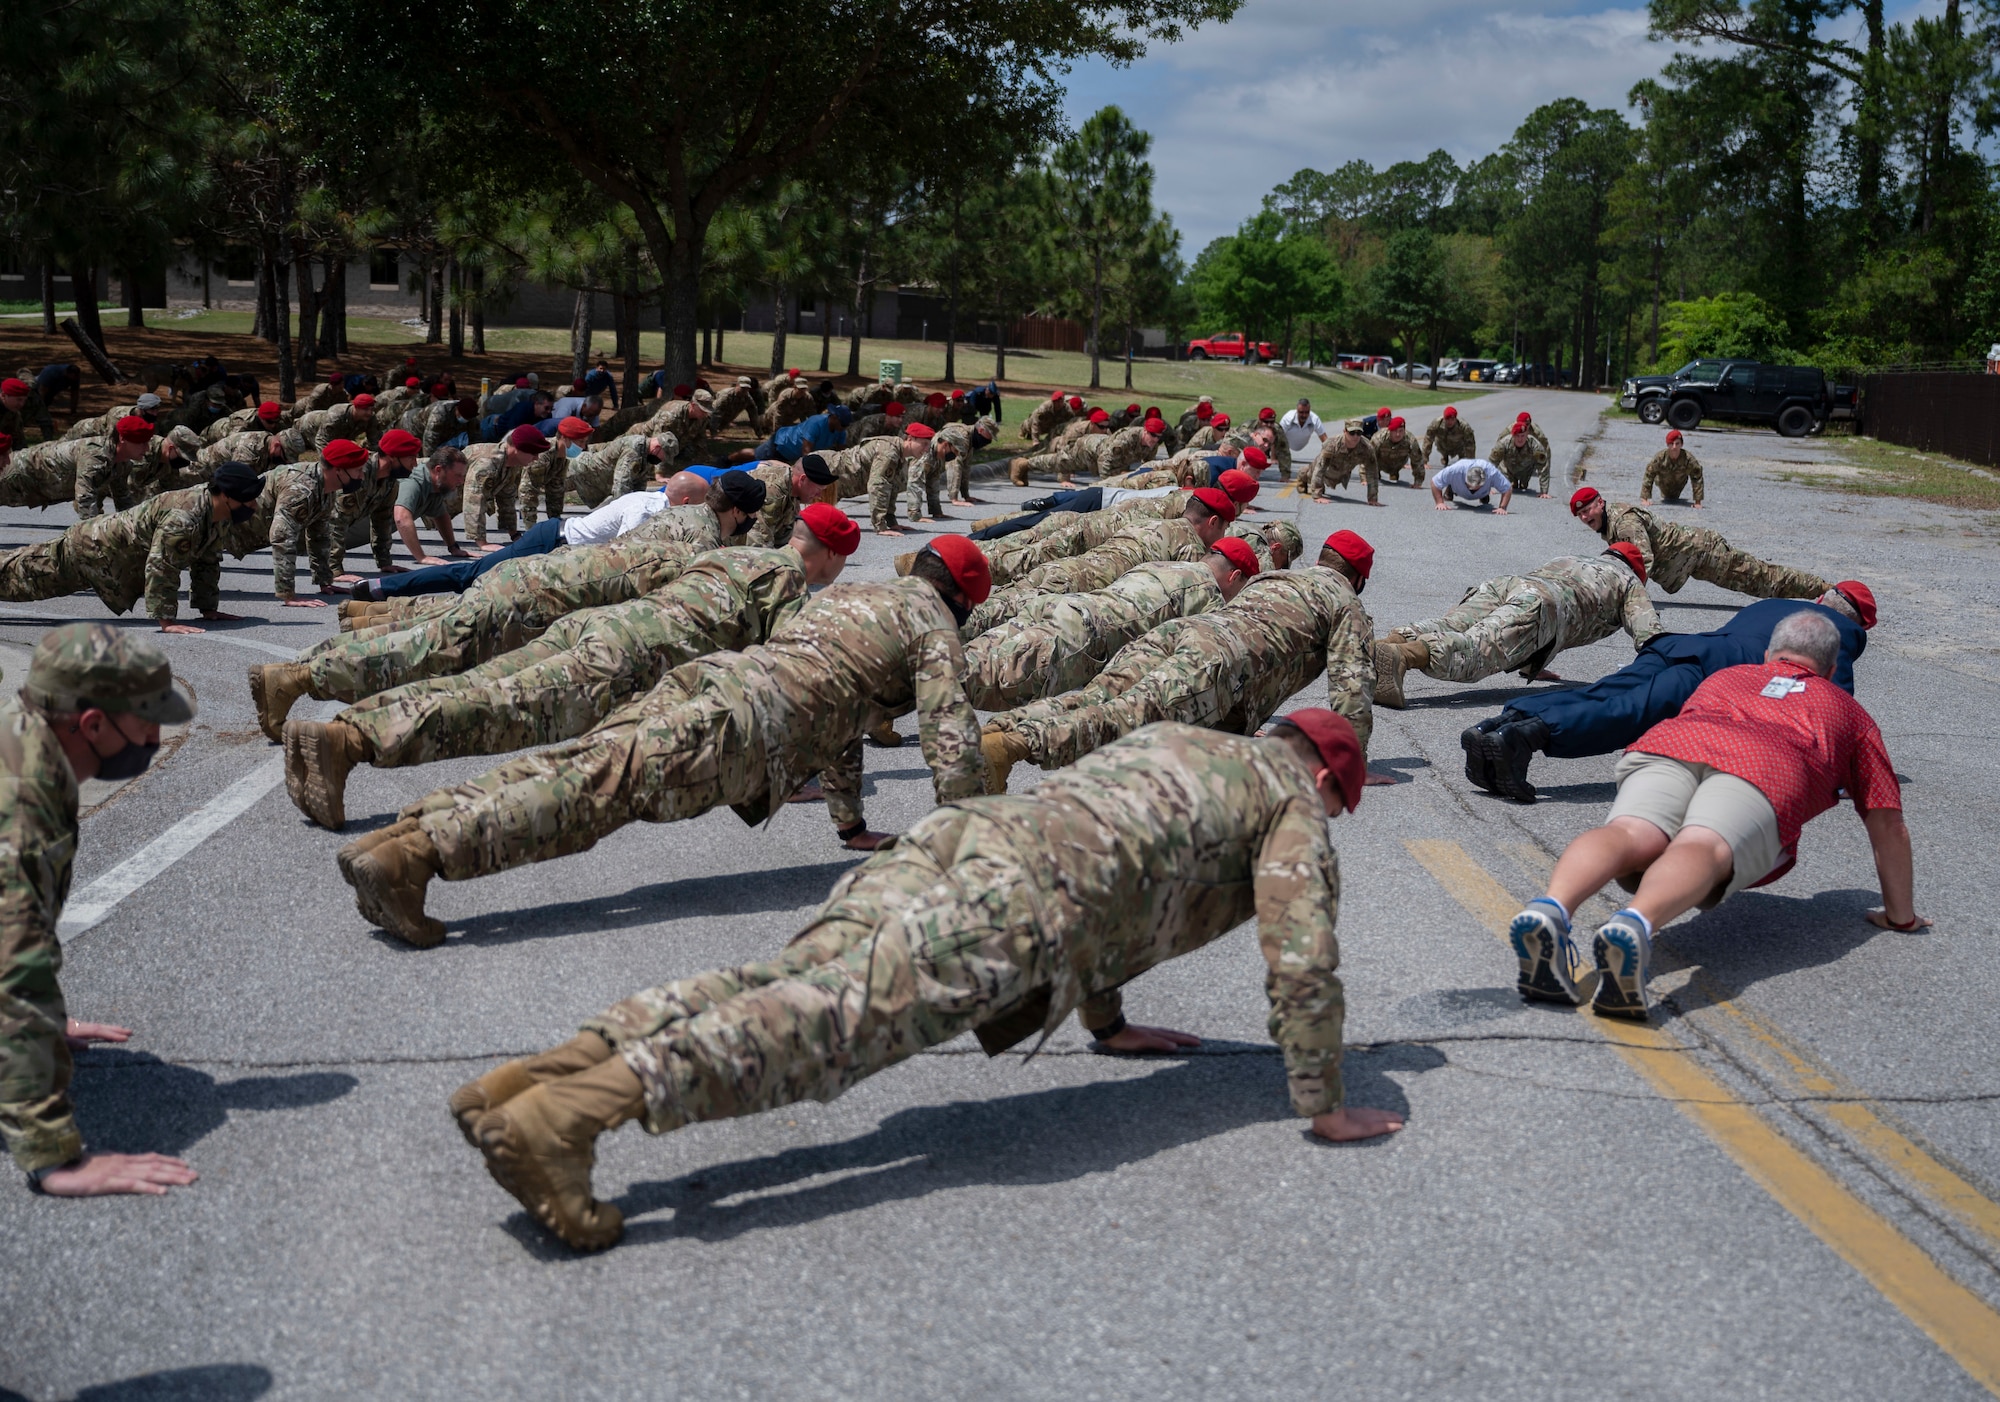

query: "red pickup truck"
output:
1186 332 1278 363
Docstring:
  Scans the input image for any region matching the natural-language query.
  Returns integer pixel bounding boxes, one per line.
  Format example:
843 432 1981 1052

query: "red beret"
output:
1088 408 1110 424
1142 417 1167 435
1511 423 1528 435
787 367 800 377
1145 405 1162 417
1194 404 1214 421
256 401 282 421
514 377 530 389
1126 403 1140 414
328 372 344 385
405 376 422 388
884 401 904 417
1833 580 1877 629
1240 445 1269 470
951 389 966 399
1665 429 1683 443
0 431 13 452
926 535 991 605
1569 486 1601 515
0 378 28 396
429 384 451 400
904 423 935 440
376 428 421 457
321 438 368 470
557 416 594 441
1605 542 1647 582
1390 416 1405 430
1211 536 1261 577
1322 529 1374 580
455 397 479 417
798 502 859 556
1442 405 1457 418
351 393 376 409
1210 414 1231 429
1516 412 1531 423
673 384 692 399
1376 406 1391 419
1275 708 1365 812
1217 468 1260 503
115 415 154 442
1189 486 1238 522
1050 389 1064 401
572 378 588 392
508 425 551 453
926 392 947 408
1066 396 1085 411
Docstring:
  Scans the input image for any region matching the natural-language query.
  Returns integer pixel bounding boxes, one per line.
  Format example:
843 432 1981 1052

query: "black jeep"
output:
1620 359 1852 437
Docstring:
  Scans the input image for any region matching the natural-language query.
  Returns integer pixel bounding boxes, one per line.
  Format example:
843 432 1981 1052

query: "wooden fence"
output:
1007 315 1087 353
1861 372 2000 467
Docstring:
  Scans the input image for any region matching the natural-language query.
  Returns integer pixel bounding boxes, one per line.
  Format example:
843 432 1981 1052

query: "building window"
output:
369 251 399 289
223 246 256 285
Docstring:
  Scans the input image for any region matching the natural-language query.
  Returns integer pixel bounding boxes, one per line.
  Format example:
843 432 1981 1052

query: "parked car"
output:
1459 358 1500 381
1437 359 1463 379
1619 358 1741 423
1631 360 1849 437
1334 352 1385 372
1490 362 1520 383
1380 363 1434 379
1186 331 1279 362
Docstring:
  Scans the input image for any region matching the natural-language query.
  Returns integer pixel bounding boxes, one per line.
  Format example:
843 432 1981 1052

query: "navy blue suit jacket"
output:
1509 599 1867 758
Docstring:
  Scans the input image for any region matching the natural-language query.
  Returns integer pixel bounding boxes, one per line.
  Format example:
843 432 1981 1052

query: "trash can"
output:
879 359 903 385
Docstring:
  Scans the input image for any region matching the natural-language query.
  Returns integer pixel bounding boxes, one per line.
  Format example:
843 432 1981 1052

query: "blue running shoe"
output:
1509 902 1581 1005
1592 911 1654 1018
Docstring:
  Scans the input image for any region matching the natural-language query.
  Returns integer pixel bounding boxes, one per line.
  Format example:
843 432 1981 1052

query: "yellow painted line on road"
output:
1498 841 2000 1255
1406 837 2000 1395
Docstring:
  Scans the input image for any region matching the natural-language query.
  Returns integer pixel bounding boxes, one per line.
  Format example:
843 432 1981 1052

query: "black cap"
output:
798 453 834 486
718 469 768 515
210 460 265 501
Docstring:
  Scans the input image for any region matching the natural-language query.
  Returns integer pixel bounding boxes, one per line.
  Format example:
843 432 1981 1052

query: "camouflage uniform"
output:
848 410 907 444
963 561 1224 710
194 430 286 480
1174 407 1212 443
1370 425 1424 484
0 484 230 620
1641 448 1705 505
202 404 294 444
989 567 1375 769
268 468 344 600
341 549 808 769
1401 554 1661 683
587 724 1348 1138
60 405 150 443
839 438 921 533
128 428 207 501
936 423 989 501
0 440 100 512
566 435 664 510
0 395 56 446
638 400 708 463
334 459 401 573
1309 427 1380 504
1012 427 1104 486
459 442 546 545
1421 413 1475 465
298 539 701 703
285 403 375 459
1592 501 1823 598
373 385 420 422
1019 396 1075 447
1085 425 1161 480
1262 423 1293 481
404 579 984 872
1489 432 1551 496
708 381 758 431
743 459 813 548
758 371 799 401
762 384 816 434
1182 423 1225 455
984 492 1194 586
962 517 1212 636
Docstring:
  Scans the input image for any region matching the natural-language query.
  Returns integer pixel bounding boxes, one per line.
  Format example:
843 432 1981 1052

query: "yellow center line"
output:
1498 842 2000 1255
1406 837 2000 1395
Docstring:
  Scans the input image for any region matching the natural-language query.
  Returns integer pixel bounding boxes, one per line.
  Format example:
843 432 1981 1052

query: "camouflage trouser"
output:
583 813 1051 1135
1271 438 1292 482
343 600 723 768
1376 450 1421 484
1647 467 1694 501
330 594 457 635
1654 532 1827 600
709 385 756 431
963 603 1172 712
991 630 1250 770
0 463 72 510
1015 444 1089 484
1407 578 1556 683
1107 468 1178 491
0 908 80 1172
0 537 142 616
74 458 135 518
985 519 1089 587
1309 455 1379 504
519 455 568 528
909 455 944 523
462 455 523 546
947 449 972 501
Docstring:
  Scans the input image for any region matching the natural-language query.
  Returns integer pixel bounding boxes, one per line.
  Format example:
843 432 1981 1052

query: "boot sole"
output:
337 844 447 949
1481 732 1539 804
1461 729 1499 792
1508 910 1581 1005
1591 924 1653 1018
448 1062 536 1147
249 667 286 745
296 724 351 831
474 1109 624 1252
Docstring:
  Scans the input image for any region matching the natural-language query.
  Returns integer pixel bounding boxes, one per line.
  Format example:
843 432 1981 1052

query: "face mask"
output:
229 502 255 523
95 739 159 780
566 444 583 459
943 594 971 627
339 475 364 494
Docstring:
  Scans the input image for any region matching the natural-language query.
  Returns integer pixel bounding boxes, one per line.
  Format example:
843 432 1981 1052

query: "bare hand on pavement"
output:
1101 1023 1202 1054
1310 1107 1406 1142
65 1018 131 1049
39 1152 197 1197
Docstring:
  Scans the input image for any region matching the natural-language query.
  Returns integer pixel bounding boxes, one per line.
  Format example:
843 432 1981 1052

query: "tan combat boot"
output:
450 1033 615 1145
980 728 1031 794
336 819 446 948
473 1055 644 1252
866 721 903 748
284 718 374 830
336 599 373 624
1008 457 1032 487
249 662 314 744
969 512 1017 534
1372 638 1430 710
893 552 917 577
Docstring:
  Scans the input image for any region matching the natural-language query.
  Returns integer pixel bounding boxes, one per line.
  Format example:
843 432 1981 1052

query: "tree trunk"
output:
39 263 56 334
995 303 1009 381
270 241 296 402
69 264 106 351
819 298 832 372
715 308 726 363
569 286 593 380
122 268 145 329
201 259 211 311
618 259 641 406
427 260 444 345
701 317 712 367
846 244 869 379
446 254 465 358
1123 318 1135 389
944 248 959 384
293 245 320 383
1856 0 1886 245
253 255 275 341
1087 250 1104 390
470 265 486 354
769 285 790 377
327 253 348 355
657 231 702 391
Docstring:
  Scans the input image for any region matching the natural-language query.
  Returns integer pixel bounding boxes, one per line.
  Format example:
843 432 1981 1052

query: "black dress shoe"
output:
1486 718 1551 803
1461 717 1506 792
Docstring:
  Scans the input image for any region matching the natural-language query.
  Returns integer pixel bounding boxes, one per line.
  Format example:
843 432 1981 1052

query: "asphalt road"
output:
3 388 1997 1401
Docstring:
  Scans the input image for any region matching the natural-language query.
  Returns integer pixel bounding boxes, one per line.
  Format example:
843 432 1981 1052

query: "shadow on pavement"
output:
68 1366 274 1402
72 1058 357 1157
438 859 863 947
547 1044 1449 1254
1514 781 1620 807
1663 887 1886 1003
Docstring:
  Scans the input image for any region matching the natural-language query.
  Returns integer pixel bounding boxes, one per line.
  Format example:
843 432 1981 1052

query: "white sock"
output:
1616 907 1655 939
1531 896 1571 929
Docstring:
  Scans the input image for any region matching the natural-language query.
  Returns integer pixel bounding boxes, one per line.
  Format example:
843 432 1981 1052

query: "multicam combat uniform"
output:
708 380 759 431
962 517 1214 635
1019 395 1075 447
404 579 985 873
202 405 294 444
334 458 401 574
936 423 989 501
1421 413 1475 465
1591 500 1822 598
989 566 1375 771
742 459 814 548
1640 448 1705 505
417 402 476 458
285 403 374 458
128 428 207 500
61 404 151 443
195 430 287 480
963 561 1224 711
638 399 709 463
0 484 230 621
1310 428 1380 503
0 439 104 512
296 539 701 704
1398 554 1660 684
761 384 816 434
587 724 1350 1136
460 442 557 545
267 467 344 600
338 548 809 769
565 435 665 511
1370 424 1424 485
1489 432 1550 496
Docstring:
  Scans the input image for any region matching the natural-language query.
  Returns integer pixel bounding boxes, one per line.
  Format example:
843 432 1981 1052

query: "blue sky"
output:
1060 0 1943 252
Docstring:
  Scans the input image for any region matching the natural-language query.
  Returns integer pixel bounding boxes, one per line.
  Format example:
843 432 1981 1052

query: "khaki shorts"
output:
1609 751 1783 905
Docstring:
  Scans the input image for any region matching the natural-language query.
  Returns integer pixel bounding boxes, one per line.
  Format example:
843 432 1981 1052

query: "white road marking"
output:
58 756 285 941
183 633 303 659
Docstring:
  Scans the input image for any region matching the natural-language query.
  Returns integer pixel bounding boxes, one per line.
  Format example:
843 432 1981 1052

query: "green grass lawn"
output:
156 310 1467 430
1796 435 2000 512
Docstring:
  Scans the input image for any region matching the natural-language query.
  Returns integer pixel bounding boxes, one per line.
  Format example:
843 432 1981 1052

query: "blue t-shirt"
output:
774 413 844 456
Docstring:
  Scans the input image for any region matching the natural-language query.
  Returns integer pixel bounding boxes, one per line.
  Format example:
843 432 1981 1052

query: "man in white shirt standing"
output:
1280 397 1323 477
